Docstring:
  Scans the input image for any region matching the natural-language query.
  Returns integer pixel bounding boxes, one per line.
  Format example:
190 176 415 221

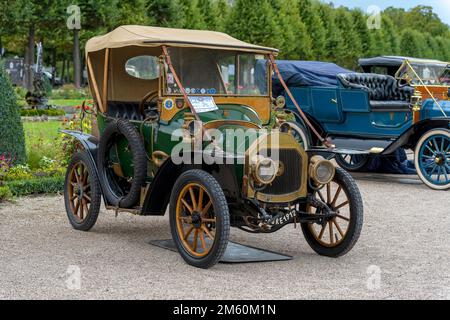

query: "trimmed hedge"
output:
4 176 65 197
0 63 27 164
21 109 66 117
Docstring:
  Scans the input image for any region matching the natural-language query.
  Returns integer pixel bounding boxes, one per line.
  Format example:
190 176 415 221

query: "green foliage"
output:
0 65 27 165
20 109 66 117
334 7 363 69
5 176 65 197
50 85 90 100
298 0 327 60
0 185 12 201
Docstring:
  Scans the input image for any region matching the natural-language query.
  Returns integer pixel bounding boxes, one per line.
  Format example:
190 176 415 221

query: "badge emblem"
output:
164 99 174 110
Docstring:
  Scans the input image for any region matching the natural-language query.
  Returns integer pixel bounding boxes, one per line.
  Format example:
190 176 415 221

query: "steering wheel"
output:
139 91 159 116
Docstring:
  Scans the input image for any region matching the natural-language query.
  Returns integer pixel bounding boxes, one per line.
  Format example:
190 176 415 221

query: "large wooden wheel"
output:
64 152 101 231
301 168 363 257
176 183 216 257
169 170 229 269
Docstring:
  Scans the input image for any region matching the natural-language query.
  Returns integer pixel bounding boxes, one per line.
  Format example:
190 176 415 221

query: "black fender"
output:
288 110 324 147
381 118 450 155
60 130 106 198
141 152 243 216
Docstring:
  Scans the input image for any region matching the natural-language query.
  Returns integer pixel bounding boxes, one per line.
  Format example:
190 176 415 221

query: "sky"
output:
327 0 450 25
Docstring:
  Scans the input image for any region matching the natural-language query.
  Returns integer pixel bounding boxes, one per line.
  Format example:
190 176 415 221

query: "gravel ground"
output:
0 173 449 300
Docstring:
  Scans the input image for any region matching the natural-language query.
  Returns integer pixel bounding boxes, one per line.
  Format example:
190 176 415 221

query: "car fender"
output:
381 118 450 155
141 152 243 216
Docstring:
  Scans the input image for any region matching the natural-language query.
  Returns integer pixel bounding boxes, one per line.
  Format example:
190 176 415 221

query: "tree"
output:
334 7 363 68
226 0 279 49
381 16 400 55
214 0 230 32
399 30 427 58
0 65 26 164
351 9 372 57
179 0 206 30
316 3 345 63
146 0 185 28
197 0 220 30
297 0 327 60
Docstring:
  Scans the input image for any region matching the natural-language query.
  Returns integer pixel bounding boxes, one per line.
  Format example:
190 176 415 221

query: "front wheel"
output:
414 129 450 190
301 168 363 257
169 170 230 269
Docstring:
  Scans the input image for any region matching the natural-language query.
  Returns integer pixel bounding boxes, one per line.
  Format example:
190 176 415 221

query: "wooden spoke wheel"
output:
301 168 363 257
64 152 101 231
170 170 229 269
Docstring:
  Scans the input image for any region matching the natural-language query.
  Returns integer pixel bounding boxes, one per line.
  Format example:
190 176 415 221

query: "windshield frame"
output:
161 48 272 98
395 59 449 86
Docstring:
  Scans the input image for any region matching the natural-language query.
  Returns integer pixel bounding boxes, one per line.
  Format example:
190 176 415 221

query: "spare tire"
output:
97 119 147 208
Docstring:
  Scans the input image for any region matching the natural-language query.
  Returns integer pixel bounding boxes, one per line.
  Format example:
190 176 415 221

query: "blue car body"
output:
257 60 450 154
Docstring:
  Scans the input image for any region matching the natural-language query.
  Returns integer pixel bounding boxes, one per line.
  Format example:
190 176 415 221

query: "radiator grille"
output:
260 149 302 196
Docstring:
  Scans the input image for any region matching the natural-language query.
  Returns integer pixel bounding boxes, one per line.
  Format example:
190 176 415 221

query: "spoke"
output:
334 201 349 211
202 218 216 223
333 219 345 238
437 167 442 182
197 188 204 211
183 226 194 240
202 225 214 240
82 200 89 220
425 145 437 155
441 138 445 153
326 183 331 203
192 229 199 252
189 187 197 211
74 167 81 184
201 201 212 216
83 194 91 202
317 190 326 203
74 199 80 217
331 186 342 206
83 184 91 192
181 199 193 214
336 214 350 222
178 216 192 223
329 222 334 244
429 165 438 176
433 138 441 152
199 232 207 252
69 194 77 201
70 182 78 188
318 224 326 240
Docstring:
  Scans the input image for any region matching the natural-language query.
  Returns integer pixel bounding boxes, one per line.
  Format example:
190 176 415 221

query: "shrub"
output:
0 63 27 164
5 176 65 197
51 84 90 100
20 109 66 117
0 185 12 201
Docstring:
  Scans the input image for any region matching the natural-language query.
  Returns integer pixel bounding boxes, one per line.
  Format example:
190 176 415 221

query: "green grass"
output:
18 99 86 108
23 121 62 169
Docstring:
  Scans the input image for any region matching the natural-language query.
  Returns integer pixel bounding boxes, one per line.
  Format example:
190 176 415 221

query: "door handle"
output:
331 98 338 104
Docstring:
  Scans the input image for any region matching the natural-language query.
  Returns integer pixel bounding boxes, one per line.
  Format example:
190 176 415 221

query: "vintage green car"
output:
63 26 363 268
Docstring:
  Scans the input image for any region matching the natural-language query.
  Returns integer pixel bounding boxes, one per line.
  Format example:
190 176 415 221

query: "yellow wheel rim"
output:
307 181 351 248
176 183 216 258
68 161 92 222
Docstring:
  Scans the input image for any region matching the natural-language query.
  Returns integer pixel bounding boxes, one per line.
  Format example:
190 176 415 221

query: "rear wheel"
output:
335 153 369 172
64 152 102 231
414 129 450 190
169 170 230 269
301 168 363 257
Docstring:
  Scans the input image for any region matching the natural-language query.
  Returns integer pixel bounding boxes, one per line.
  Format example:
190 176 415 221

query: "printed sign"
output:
188 96 218 113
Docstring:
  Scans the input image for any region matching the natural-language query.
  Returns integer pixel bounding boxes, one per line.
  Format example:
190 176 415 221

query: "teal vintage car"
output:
259 59 450 190
62 26 364 269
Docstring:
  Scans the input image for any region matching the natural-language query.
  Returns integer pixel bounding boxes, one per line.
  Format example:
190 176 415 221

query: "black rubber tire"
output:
301 168 363 257
64 152 102 231
335 153 370 172
169 170 230 269
97 119 147 208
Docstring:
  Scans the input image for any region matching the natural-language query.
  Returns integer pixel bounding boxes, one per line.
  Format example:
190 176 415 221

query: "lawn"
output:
18 99 86 108
23 121 62 168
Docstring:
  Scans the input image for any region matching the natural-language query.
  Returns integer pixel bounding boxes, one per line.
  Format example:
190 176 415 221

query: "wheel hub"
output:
434 154 445 166
191 212 202 228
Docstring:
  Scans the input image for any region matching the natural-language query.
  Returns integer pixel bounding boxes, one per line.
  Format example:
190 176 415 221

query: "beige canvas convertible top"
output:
86 25 279 54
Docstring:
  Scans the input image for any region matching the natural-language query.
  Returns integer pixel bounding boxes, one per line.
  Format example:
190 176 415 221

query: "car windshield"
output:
438 65 450 85
166 48 269 96
396 60 448 85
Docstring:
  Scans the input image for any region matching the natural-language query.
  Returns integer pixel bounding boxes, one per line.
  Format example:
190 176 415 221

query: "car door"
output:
310 87 343 123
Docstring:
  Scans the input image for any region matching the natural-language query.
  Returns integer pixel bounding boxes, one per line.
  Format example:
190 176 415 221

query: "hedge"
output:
4 176 65 197
0 63 27 164
20 109 66 117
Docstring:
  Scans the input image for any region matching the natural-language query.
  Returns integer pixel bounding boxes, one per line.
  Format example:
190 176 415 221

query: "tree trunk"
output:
61 58 66 85
66 59 71 83
73 29 81 88
24 25 35 91
51 49 57 86
0 35 3 57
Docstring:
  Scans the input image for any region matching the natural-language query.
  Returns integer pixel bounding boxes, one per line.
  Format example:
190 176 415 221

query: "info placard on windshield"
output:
188 96 219 113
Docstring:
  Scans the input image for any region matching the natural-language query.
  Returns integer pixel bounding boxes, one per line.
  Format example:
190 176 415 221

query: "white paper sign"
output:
188 96 219 113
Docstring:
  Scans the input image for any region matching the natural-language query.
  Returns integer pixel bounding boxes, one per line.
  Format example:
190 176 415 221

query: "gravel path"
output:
0 174 449 300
